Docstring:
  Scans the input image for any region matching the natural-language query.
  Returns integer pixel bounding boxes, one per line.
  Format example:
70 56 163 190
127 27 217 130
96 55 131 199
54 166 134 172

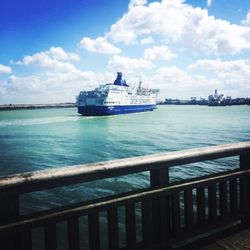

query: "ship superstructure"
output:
208 89 226 106
77 72 159 116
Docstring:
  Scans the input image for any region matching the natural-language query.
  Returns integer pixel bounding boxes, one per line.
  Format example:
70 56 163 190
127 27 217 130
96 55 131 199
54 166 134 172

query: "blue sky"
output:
0 0 250 104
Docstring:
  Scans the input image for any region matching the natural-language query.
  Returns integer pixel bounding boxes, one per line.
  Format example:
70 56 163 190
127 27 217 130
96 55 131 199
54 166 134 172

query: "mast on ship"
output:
138 76 142 90
136 75 143 95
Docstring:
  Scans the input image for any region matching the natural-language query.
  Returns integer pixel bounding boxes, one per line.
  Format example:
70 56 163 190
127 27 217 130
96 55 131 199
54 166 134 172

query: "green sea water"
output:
0 105 250 249
1 105 249 209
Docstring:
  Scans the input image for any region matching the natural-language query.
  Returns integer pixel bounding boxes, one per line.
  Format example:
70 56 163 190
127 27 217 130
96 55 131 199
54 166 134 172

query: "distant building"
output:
164 99 180 104
161 91 249 106
197 98 208 105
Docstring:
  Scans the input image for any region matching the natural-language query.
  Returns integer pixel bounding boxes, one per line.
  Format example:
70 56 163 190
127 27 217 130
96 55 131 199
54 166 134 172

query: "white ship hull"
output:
77 72 159 116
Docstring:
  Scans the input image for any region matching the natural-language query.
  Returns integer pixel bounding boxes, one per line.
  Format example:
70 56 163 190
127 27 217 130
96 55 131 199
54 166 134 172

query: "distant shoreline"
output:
157 103 250 106
1 102 249 111
0 103 76 111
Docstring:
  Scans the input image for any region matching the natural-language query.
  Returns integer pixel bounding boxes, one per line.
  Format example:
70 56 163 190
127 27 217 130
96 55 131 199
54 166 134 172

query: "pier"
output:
0 142 250 250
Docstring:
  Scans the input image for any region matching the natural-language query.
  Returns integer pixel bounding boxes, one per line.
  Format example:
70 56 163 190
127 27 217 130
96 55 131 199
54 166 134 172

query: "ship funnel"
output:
113 72 129 86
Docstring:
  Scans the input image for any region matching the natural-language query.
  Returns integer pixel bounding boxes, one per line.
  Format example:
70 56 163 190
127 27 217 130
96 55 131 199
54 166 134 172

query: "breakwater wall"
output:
0 103 76 111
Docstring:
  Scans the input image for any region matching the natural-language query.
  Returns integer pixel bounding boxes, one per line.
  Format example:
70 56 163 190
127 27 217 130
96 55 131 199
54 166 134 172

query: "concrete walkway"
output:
200 229 250 250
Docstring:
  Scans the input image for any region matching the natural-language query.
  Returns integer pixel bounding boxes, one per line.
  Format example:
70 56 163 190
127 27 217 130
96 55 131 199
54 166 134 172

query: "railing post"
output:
0 194 21 250
240 152 250 226
150 165 169 244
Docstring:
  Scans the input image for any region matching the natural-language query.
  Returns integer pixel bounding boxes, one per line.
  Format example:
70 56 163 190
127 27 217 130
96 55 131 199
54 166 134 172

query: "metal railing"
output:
0 141 250 250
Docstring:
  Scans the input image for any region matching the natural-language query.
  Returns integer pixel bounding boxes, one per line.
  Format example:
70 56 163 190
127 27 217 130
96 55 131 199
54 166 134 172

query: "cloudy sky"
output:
0 0 250 104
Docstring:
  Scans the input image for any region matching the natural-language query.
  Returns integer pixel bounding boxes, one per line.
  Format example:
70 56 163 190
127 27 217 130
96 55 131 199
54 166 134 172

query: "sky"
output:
0 0 250 104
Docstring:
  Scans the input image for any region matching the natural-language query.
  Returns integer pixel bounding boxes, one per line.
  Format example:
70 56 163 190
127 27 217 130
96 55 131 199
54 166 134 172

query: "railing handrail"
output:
1 169 250 234
0 141 250 195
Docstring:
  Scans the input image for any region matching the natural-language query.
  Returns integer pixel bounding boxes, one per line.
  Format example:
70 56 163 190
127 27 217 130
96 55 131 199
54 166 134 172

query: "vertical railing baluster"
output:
171 192 180 236
219 181 227 219
67 217 80 250
160 195 171 243
88 212 100 250
44 222 57 250
125 203 136 250
240 152 250 226
239 177 249 226
184 189 193 232
150 166 169 243
229 179 238 215
196 187 206 226
141 199 152 247
20 229 33 250
0 194 20 250
107 207 119 250
208 184 217 223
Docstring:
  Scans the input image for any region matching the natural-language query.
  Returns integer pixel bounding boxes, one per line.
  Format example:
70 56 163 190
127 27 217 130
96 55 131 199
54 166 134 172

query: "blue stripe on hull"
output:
78 104 157 116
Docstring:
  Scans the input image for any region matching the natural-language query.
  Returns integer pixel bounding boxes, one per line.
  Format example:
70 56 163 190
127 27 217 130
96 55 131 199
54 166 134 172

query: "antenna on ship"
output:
137 75 142 90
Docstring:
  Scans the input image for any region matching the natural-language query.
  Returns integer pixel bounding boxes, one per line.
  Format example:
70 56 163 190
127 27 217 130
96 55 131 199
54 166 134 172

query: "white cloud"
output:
1 46 120 104
107 0 250 55
21 54 75 72
149 65 218 99
2 1 250 104
188 58 250 79
79 37 121 54
17 47 80 73
140 36 154 44
241 11 250 26
207 0 213 7
1 47 113 103
0 64 12 74
126 61 250 100
129 0 147 10
143 45 176 60
18 47 80 65
187 58 250 97
0 71 115 104
48 47 80 61
108 55 154 73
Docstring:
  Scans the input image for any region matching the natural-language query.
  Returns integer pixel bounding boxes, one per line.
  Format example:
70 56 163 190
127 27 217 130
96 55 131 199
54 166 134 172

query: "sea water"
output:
0 106 250 203
0 106 249 248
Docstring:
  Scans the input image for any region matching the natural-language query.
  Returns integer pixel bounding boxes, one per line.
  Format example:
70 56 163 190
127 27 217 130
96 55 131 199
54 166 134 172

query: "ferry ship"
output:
77 72 159 116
